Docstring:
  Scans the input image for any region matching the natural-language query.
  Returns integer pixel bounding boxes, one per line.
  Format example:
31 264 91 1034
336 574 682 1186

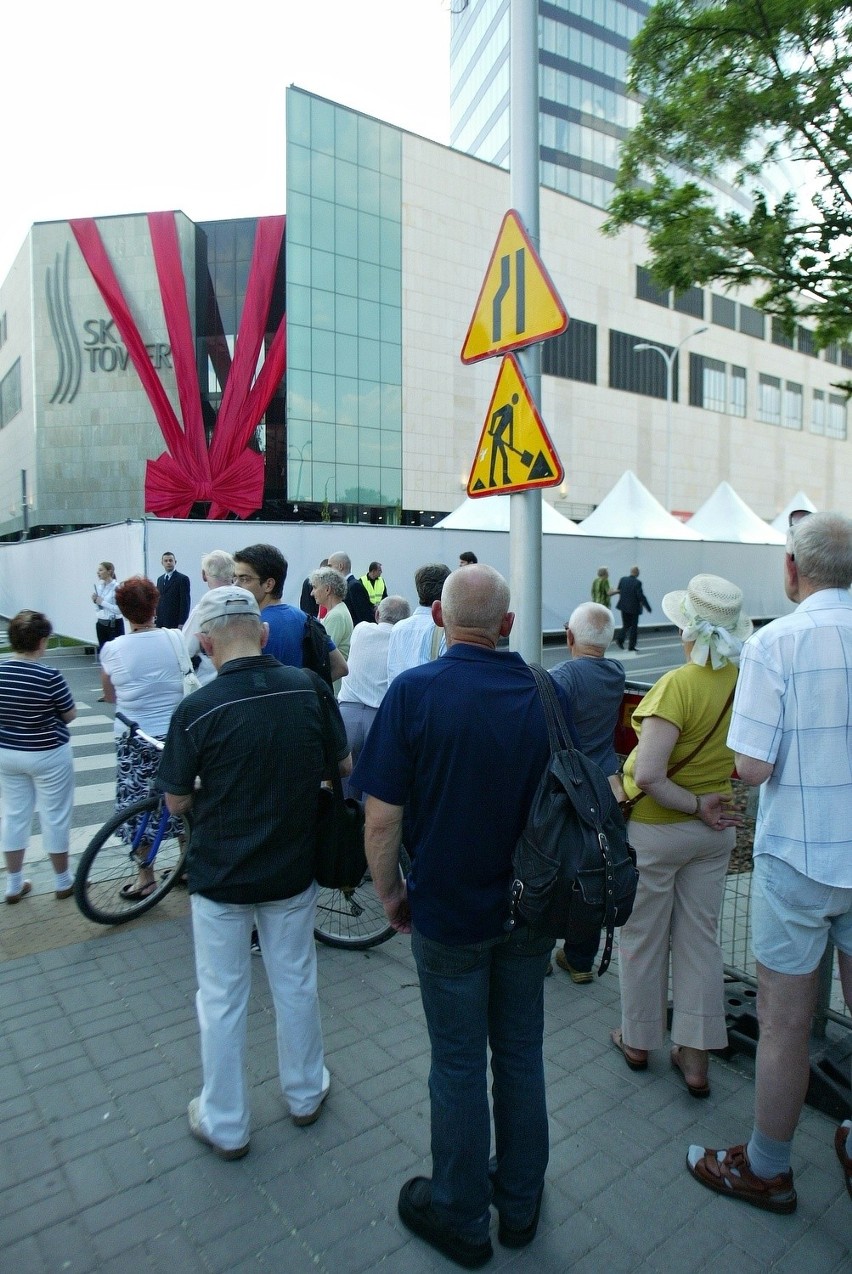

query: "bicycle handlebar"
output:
115 712 164 752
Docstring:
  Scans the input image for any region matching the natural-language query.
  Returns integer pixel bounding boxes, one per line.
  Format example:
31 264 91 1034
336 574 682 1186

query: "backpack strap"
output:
529 663 573 755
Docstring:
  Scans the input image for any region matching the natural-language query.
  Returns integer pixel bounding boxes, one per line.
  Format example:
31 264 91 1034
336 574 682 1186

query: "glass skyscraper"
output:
450 0 648 211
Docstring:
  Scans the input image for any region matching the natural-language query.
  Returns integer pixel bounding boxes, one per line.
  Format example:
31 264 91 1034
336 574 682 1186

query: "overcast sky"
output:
1 0 451 280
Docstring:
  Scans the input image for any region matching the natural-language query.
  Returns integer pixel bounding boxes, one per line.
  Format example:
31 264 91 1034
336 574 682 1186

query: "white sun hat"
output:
662 574 753 668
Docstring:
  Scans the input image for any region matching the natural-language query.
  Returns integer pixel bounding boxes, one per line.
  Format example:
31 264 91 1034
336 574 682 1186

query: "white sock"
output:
6 871 24 896
54 870 73 891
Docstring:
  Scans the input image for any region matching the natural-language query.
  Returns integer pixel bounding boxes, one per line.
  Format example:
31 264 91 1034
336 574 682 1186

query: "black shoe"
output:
498 1186 543 1248
398 1177 493 1269
615 639 624 649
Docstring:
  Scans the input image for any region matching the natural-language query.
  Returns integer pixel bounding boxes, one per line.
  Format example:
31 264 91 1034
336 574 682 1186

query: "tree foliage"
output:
605 0 852 346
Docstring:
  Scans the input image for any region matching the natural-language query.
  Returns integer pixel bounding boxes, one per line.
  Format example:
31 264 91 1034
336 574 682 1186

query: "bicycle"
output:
313 846 410 949
74 713 188 925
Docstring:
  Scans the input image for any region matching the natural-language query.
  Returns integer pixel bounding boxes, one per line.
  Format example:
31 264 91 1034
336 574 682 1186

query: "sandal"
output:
119 880 158 900
610 1028 648 1072
670 1046 710 1098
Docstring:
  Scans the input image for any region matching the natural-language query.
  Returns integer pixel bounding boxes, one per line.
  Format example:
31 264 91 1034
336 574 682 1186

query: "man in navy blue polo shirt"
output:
352 564 572 1267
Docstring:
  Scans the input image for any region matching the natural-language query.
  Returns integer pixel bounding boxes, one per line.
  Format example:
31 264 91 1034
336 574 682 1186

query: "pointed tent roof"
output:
686 482 786 544
770 490 818 533
576 471 702 539
434 495 581 534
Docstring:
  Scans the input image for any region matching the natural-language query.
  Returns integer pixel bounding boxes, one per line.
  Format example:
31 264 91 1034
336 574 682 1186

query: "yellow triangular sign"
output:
467 355 564 497
461 209 568 364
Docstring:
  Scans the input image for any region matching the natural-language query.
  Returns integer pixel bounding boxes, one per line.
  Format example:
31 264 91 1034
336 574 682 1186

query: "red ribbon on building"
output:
69 213 286 519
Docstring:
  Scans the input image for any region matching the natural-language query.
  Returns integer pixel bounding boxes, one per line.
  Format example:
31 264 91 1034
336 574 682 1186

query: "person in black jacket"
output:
155 552 191 628
614 566 651 651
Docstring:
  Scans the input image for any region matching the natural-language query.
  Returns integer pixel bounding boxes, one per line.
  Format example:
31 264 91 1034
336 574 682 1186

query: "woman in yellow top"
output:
610 575 752 1098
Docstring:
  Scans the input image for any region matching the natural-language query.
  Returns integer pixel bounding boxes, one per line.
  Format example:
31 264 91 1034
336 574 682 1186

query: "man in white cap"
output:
687 512 852 1212
157 586 351 1159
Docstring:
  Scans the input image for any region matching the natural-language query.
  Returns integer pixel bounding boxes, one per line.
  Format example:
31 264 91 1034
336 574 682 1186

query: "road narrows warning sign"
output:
461 210 568 364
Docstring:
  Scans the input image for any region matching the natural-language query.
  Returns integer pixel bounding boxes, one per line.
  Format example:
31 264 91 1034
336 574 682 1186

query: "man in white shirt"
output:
386 564 451 683
338 595 411 796
687 511 852 1214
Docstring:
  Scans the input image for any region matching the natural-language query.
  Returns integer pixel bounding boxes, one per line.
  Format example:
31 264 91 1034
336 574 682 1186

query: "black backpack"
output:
506 665 639 976
302 614 333 687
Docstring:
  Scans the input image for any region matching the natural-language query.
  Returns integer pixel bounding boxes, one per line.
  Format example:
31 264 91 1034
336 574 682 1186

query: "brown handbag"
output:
619 686 736 818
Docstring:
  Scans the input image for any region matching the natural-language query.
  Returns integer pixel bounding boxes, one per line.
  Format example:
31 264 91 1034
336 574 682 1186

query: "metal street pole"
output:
509 0 542 661
634 325 707 511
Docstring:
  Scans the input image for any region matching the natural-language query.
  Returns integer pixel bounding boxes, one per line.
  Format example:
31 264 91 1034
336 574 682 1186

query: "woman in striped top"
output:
0 611 77 903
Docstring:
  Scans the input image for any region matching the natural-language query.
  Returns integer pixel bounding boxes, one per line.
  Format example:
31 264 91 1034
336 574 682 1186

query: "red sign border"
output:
460 209 569 365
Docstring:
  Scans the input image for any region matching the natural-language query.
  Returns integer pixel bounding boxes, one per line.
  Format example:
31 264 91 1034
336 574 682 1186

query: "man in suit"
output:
614 566 651 652
155 551 191 628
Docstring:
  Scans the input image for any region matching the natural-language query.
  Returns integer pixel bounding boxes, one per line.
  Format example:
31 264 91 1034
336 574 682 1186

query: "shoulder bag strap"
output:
163 627 191 678
625 683 736 812
312 681 345 804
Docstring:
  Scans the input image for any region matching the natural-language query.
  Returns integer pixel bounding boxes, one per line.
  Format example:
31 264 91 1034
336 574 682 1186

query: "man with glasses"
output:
157 586 351 1158
233 543 347 682
687 511 852 1213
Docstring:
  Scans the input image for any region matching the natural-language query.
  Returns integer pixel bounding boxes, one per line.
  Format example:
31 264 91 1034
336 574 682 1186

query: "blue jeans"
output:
411 924 553 1240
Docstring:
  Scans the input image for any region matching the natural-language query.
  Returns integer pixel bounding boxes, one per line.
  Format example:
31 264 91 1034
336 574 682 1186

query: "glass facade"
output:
285 88 402 516
450 0 647 210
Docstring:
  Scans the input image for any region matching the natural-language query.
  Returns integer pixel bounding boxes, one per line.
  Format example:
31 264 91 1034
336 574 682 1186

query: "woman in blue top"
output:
0 611 77 903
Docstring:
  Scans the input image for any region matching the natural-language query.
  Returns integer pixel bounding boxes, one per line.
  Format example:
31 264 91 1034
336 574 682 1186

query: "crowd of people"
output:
1 515 850 1265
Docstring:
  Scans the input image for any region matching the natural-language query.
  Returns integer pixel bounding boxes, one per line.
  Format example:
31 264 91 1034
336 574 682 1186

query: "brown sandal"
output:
610 1028 648 1072
670 1046 710 1098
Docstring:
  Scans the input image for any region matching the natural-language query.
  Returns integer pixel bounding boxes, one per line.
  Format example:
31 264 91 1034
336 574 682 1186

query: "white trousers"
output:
619 818 734 1052
191 883 326 1149
0 743 74 854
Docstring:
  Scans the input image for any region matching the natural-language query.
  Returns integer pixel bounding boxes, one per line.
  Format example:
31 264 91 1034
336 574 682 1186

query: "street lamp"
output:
287 441 311 501
634 325 708 511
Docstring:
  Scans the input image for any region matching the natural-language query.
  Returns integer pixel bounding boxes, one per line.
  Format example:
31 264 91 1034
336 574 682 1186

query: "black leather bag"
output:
313 689 367 890
506 665 638 976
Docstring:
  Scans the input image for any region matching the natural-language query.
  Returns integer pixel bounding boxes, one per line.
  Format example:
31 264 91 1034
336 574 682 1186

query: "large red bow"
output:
70 213 286 519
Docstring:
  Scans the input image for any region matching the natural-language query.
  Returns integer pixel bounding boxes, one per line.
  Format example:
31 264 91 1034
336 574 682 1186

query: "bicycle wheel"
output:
314 847 410 949
74 796 187 925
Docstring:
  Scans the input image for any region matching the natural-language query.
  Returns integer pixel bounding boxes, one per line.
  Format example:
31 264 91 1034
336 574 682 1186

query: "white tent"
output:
434 495 581 534
770 490 818 532
575 470 702 539
687 481 786 544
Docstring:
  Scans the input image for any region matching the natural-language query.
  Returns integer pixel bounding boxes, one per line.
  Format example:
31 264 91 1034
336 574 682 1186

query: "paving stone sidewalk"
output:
0 903 848 1274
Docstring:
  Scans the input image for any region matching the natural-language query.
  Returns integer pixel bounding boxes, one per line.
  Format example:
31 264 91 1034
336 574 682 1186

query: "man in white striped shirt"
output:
687 512 852 1213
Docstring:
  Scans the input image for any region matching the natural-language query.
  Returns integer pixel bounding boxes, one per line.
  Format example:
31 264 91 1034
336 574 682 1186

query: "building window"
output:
0 311 7 349
771 318 794 350
783 381 803 430
711 294 736 330
673 286 704 319
689 355 746 415
0 359 21 428
842 345 852 370
542 318 597 383
828 393 848 440
796 325 817 357
823 342 840 365
758 373 781 425
610 330 675 400
739 304 764 339
811 389 825 435
729 365 747 417
636 265 669 308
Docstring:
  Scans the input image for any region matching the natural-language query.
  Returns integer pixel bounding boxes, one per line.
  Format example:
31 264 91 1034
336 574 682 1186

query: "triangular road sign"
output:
467 355 564 497
461 209 568 364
